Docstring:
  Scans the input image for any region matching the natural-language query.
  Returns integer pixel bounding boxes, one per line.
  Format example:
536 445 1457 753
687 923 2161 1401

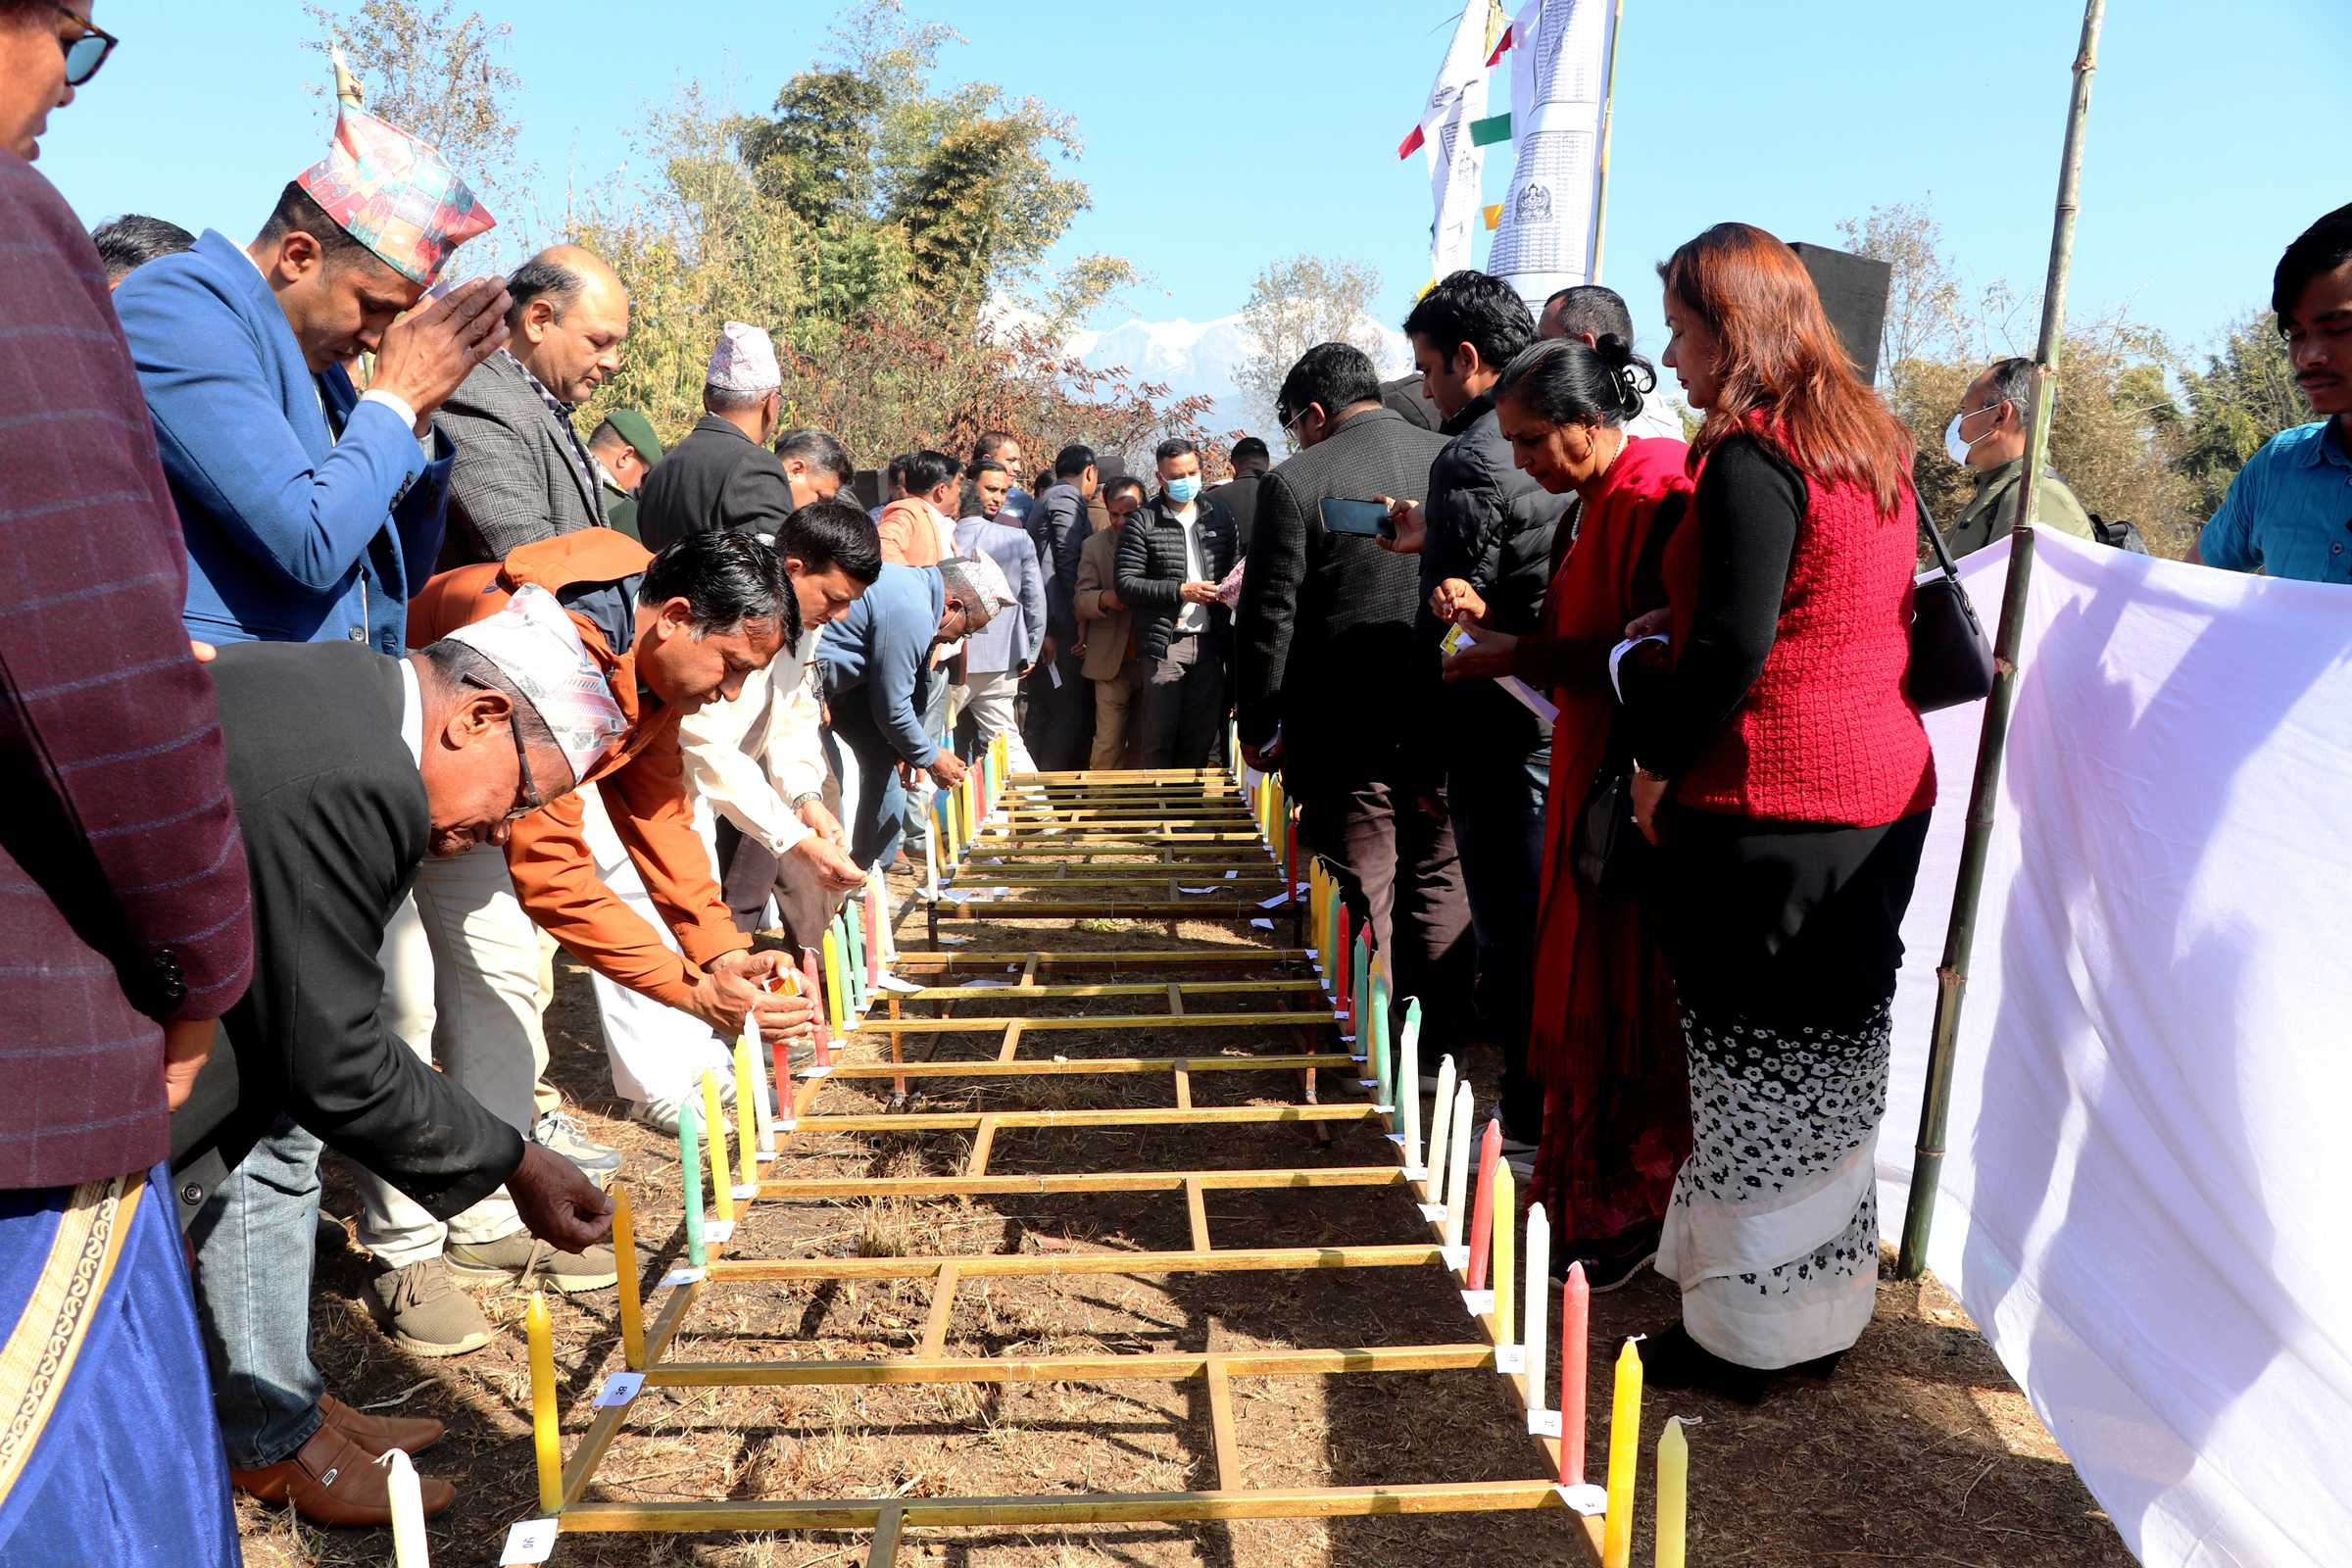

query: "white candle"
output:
1396 1000 1423 1169
384 1447 428 1567
1424 1054 1457 1206
1523 1201 1550 1408
746 1010 776 1150
924 821 940 899
1443 1082 1475 1249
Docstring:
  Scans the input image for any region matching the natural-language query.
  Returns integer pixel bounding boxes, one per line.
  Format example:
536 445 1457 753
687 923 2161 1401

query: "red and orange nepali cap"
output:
295 101 495 285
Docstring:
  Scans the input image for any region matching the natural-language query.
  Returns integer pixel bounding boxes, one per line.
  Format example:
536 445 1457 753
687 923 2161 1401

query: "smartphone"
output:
1321 497 1395 539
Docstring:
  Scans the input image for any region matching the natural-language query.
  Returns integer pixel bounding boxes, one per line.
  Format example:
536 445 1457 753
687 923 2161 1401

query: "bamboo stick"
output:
758 1166 1404 1200
649 1343 1499 1388
704 1241 1442 1283
555 1478 1565 1533
1899 0 2109 1280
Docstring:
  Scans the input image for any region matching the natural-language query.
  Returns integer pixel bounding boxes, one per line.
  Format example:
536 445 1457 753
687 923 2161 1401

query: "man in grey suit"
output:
1235 342 1472 1058
434 245 631 568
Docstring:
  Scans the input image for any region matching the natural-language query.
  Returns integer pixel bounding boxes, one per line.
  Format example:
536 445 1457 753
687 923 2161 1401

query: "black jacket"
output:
1203 468 1269 553
1114 492 1239 662
1421 392 1572 756
1234 407 1450 795
1027 480 1090 644
171 642 524 1222
635 416 795 553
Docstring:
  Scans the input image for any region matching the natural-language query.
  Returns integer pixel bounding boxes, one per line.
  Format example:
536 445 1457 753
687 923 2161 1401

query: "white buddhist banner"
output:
1415 3 1494 282
1489 0 1614 311
1880 530 2352 1567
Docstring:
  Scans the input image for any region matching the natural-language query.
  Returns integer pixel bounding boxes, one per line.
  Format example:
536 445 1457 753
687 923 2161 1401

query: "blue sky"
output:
39 0 2346 373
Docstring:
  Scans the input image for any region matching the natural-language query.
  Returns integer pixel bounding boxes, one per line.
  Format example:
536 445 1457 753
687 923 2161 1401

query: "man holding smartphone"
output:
1233 343 1473 1055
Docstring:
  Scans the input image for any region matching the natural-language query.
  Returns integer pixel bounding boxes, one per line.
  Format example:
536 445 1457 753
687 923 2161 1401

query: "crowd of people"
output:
4 5 2347 1559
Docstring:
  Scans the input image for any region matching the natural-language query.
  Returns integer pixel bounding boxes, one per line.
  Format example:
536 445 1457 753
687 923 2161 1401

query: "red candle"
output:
800 947 832 1068
1465 1117 1502 1289
1560 1260 1590 1485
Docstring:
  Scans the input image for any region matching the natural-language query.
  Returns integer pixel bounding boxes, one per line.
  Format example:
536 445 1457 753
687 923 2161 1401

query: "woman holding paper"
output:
1620 222 1934 1400
1440 335 1694 1293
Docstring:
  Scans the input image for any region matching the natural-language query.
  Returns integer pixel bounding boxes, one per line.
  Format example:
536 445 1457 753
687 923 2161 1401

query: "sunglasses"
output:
54 4 117 87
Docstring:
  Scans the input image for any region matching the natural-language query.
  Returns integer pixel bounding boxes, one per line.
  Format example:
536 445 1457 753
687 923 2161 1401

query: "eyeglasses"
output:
464 675 548 820
53 5 118 87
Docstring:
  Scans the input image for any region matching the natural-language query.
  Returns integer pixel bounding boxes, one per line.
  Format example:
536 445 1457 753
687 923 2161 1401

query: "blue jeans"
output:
1448 738 1550 1142
187 1116 324 1468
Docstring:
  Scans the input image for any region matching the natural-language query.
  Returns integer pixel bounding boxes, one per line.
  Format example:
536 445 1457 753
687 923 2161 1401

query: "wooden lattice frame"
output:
528 765 1604 1564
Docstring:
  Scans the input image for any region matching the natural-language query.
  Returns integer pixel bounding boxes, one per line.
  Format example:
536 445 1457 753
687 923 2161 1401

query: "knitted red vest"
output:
1666 451 1936 826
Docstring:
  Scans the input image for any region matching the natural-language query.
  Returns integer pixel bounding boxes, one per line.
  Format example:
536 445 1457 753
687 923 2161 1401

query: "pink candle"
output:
1560 1260 1590 1485
1334 905 1352 1018
861 882 882 985
1465 1117 1502 1290
800 947 832 1068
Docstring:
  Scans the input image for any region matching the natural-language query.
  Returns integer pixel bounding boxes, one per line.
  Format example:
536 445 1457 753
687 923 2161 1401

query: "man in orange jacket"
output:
359 527 812 1353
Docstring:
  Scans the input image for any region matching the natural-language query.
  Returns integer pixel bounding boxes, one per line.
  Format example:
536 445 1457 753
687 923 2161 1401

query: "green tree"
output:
2174 313 2308 521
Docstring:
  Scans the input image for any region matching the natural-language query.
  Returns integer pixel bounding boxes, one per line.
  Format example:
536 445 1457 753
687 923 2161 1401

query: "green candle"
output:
1369 972 1394 1113
679 1099 706 1267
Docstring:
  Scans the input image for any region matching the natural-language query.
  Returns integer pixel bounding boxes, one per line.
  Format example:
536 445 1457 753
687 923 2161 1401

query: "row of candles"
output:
921 728 1012 899
1291 833 1696 1564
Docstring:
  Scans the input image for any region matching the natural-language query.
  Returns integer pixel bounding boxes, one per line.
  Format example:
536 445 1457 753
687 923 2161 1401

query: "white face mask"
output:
1944 401 2007 466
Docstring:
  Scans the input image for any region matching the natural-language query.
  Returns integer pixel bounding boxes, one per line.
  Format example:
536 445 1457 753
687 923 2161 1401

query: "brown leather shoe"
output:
229 1422 456 1528
319 1392 444 1457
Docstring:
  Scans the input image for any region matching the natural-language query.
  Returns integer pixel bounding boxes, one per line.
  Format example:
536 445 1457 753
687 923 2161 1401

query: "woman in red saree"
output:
1436 334 1692 1288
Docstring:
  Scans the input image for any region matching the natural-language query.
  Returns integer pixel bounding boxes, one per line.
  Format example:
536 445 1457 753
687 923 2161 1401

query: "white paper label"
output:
1401 1165 1429 1182
1257 890 1292 908
1557 1483 1610 1516
1356 1078 1380 1090
593 1371 645 1408
1495 1345 1527 1374
775 1117 797 1133
730 1183 758 1200
1249 917 1274 930
657 1266 705 1290
1461 1289 1496 1315
754 1145 778 1161
1528 1409 1563 1438
1441 1245 1471 1272
1418 1202 1448 1222
878 973 924 993
936 934 972 946
703 1220 734 1244
500 1519 560 1563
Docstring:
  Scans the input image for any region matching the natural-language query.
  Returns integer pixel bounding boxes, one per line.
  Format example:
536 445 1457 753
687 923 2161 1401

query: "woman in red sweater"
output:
1620 223 1935 1401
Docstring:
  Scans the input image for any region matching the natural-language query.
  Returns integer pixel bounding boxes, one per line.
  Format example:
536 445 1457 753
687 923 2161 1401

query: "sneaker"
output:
627 1076 734 1137
369 1258 494 1357
532 1109 621 1188
446 1232 617 1294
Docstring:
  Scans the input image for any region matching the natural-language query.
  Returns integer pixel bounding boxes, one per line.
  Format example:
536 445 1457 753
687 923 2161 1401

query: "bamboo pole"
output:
1587 0 1628 283
1898 0 2108 1280
758 1165 1404 1200
650 1343 1500 1389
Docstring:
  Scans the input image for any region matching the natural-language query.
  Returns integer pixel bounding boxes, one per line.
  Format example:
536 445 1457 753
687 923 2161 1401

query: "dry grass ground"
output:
239 840 2132 1568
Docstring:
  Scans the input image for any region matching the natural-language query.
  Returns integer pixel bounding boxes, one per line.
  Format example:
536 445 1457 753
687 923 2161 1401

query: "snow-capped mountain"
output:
1064 312 1414 438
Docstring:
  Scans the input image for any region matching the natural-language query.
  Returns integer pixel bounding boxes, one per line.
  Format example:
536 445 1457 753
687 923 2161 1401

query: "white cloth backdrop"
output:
1879 530 2352 1567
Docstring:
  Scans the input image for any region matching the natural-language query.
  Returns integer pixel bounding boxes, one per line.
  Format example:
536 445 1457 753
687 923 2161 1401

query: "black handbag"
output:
1908 495 1996 713
1574 496 1686 894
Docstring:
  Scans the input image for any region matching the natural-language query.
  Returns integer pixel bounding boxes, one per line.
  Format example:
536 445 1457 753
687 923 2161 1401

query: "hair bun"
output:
1592 332 1635 369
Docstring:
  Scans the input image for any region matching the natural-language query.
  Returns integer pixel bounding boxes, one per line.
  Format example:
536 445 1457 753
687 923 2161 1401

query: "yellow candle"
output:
1491 1156 1516 1348
733 1034 759 1181
701 1068 733 1224
525 1290 562 1513
612 1185 644 1371
821 928 847 1032
1656 1415 1689 1568
1601 1339 1643 1568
